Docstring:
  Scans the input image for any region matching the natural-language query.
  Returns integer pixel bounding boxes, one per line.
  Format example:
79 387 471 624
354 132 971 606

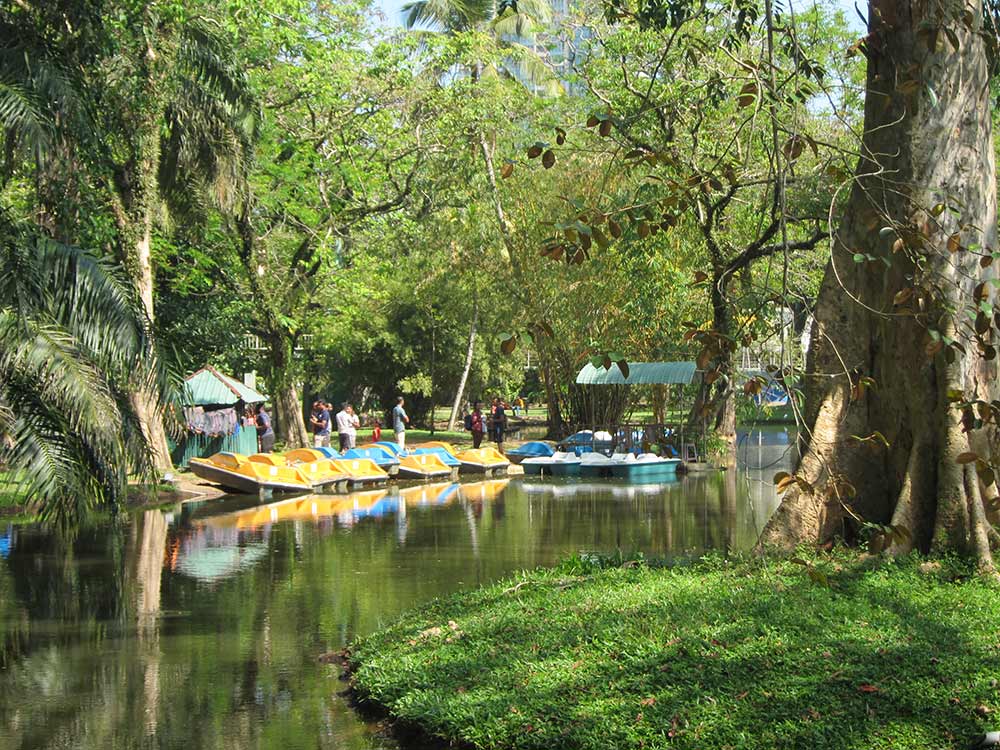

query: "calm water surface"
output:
0 435 791 750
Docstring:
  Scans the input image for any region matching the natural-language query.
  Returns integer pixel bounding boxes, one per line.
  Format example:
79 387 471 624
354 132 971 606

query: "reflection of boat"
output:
457 478 509 502
332 458 390 485
523 451 581 477
343 447 399 475
610 454 683 481
506 441 555 465
199 490 395 529
398 482 458 506
579 452 630 478
454 447 509 475
397 453 453 479
189 453 312 494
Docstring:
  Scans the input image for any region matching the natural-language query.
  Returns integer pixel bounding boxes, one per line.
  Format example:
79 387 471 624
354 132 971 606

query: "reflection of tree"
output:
0 475 790 748
132 510 167 735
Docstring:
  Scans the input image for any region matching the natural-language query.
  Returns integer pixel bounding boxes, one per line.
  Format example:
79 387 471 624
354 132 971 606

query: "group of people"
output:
463 397 512 449
309 400 363 451
252 393 520 455
310 395 411 451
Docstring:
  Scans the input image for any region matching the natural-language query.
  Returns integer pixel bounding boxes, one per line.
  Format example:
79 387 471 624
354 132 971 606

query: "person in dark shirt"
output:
470 402 485 449
490 396 505 451
256 403 275 453
309 400 331 448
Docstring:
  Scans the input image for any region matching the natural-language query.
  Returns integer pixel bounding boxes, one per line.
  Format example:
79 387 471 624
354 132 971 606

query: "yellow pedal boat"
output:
189 453 312 494
331 458 390 485
454 447 510 475
397 453 453 479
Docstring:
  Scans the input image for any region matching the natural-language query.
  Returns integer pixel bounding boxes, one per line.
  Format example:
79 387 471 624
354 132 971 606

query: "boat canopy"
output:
574 361 699 386
184 365 268 405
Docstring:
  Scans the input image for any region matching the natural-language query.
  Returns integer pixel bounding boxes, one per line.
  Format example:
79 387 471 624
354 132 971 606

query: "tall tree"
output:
761 0 1000 567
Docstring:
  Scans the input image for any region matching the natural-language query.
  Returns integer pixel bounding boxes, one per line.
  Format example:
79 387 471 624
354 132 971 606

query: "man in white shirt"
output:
336 403 361 451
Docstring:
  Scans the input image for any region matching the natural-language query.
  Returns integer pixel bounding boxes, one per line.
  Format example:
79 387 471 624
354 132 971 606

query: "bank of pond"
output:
1 469 779 749
350 553 1000 750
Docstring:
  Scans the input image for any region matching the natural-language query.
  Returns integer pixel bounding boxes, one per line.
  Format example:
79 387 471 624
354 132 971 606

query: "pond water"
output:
0 431 791 750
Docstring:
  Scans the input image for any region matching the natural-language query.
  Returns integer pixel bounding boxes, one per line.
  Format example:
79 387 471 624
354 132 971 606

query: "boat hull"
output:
189 459 312 495
609 460 682 482
549 461 581 477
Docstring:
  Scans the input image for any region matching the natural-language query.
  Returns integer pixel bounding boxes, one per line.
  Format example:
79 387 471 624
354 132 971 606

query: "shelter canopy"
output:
575 361 699 386
183 365 267 406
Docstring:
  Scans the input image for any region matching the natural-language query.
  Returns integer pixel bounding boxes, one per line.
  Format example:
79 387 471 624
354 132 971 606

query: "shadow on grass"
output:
351 558 1000 749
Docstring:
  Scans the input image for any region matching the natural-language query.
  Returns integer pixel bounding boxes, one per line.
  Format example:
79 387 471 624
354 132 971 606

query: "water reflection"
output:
0 466 785 750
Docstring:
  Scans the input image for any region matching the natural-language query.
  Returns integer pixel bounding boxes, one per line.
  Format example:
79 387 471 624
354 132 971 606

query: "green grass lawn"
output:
350 552 1000 750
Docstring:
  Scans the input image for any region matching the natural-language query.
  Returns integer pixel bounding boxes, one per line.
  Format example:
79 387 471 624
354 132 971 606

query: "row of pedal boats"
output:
189 441 509 495
515 443 683 481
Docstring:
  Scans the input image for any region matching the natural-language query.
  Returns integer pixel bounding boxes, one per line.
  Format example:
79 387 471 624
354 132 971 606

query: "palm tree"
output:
402 0 560 93
0 210 177 524
1 3 255 473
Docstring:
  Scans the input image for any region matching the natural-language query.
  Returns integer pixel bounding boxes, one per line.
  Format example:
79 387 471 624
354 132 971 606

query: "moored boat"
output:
331 458 390 485
505 441 555 465
397 453 453 479
609 454 683 482
409 447 461 469
343 447 400 476
579 452 631 478
189 452 313 495
414 441 458 456
294 459 350 490
521 450 580 476
454 447 509 475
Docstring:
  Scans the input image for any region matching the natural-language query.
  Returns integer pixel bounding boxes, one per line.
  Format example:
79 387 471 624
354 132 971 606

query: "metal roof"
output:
183 365 268 406
575 361 699 386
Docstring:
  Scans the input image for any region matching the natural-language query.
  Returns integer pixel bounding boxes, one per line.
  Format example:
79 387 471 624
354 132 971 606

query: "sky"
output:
373 0 866 31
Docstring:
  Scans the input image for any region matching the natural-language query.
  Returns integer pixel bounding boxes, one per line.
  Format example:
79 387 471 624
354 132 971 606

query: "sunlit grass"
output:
351 552 1000 750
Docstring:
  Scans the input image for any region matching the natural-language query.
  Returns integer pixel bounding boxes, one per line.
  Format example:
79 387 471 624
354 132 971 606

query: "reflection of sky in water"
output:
1 467 789 750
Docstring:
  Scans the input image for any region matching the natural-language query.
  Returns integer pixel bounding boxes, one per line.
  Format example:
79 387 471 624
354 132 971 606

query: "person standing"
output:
256 403 275 453
470 402 485 449
371 419 382 443
336 402 354 452
310 400 331 448
346 404 360 448
393 396 409 450
491 396 506 452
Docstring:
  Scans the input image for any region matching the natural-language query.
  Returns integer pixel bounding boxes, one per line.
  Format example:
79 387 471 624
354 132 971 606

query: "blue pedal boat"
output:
410 447 461 468
609 455 683 482
342 447 400 476
506 441 555 465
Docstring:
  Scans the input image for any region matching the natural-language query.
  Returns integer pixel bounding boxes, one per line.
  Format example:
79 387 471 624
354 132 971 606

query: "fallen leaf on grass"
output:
858 684 880 693
735 691 749 700
640 697 657 707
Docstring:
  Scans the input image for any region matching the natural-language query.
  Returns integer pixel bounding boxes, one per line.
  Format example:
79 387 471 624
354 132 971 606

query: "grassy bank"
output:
350 553 1000 749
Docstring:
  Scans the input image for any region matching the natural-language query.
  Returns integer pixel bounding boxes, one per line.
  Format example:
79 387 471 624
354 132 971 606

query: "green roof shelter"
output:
171 366 268 467
574 361 699 386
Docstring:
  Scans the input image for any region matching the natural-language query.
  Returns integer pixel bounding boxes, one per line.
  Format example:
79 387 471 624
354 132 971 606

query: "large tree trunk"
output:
760 0 998 569
130 212 174 474
266 335 309 449
542 363 564 439
687 280 737 465
448 303 478 431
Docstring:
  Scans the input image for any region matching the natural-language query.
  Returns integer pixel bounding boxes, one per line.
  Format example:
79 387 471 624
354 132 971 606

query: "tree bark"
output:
542 363 565 439
448 302 478 431
266 334 308 449
130 210 174 473
687 279 737 465
760 0 998 569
